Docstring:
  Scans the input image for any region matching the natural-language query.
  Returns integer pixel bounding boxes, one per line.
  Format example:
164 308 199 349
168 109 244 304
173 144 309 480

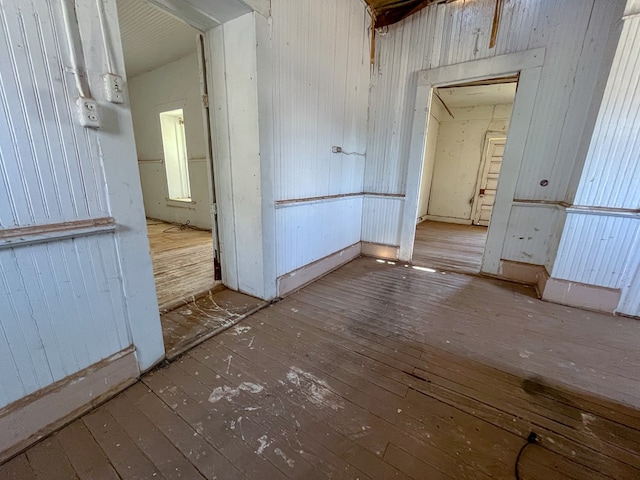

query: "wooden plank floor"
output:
3 258 640 479
147 220 218 312
162 288 267 359
413 220 488 273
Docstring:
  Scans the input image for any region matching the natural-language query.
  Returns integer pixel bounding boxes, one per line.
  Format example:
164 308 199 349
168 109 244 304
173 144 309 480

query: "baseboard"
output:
542 278 621 314
277 243 362 297
361 242 399 260
424 215 473 225
0 346 139 463
498 260 549 297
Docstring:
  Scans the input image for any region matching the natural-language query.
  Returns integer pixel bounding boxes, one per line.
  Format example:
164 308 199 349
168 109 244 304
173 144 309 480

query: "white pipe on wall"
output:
59 0 91 98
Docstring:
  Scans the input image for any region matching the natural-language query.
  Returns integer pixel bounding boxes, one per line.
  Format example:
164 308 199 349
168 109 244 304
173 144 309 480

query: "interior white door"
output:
473 136 506 226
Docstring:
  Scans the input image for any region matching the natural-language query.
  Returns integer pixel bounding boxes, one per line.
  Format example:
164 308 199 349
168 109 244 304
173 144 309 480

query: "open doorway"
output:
413 77 518 274
116 0 220 312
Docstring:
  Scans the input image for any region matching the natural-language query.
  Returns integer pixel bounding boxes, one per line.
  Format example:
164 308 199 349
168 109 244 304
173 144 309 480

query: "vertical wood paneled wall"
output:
552 7 640 316
364 0 623 269
270 0 370 276
0 0 163 409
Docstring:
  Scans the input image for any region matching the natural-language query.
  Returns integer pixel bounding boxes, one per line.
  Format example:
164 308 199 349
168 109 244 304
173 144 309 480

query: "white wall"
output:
0 0 164 411
269 0 370 277
417 99 443 220
427 103 512 222
550 3 640 316
363 0 625 271
129 53 213 229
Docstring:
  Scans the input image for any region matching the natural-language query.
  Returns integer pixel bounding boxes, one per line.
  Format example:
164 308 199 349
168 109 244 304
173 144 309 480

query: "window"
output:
159 109 191 201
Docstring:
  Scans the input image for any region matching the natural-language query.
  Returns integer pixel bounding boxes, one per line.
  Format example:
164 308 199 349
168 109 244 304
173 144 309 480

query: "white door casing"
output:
400 49 545 274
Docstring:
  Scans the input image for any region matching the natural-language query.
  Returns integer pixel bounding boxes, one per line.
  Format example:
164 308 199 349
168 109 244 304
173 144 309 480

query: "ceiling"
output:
436 83 517 108
116 0 200 78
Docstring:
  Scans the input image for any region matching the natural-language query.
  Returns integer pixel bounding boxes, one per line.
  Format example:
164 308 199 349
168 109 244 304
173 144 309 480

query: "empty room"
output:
1 0 639 479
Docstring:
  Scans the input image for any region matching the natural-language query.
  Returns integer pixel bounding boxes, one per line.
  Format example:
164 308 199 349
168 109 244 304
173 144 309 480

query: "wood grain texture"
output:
146 220 218 310
413 220 488 273
2 257 639 478
161 288 266 359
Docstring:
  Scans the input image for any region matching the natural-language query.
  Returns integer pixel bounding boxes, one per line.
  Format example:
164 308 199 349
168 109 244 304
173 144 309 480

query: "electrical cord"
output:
515 432 538 480
163 220 201 233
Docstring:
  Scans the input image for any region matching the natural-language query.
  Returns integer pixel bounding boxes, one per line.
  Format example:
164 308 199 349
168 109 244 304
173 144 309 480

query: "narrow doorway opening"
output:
413 77 518 274
115 0 267 358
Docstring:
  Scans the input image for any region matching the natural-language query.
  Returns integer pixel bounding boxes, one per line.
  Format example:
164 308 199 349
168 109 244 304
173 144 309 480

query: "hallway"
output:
3 258 639 479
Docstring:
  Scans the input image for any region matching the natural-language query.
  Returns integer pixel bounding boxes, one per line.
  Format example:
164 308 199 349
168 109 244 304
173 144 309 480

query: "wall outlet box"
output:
103 73 124 104
332 146 343 153
76 97 101 128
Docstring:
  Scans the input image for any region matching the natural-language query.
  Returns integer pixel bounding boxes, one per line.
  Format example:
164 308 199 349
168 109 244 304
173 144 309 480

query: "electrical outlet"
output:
76 97 101 128
103 73 124 104
332 146 343 153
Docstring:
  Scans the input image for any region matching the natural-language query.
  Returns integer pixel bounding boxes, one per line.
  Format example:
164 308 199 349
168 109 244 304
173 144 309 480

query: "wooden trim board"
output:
0 347 139 463
542 277 621 314
497 260 549 297
0 217 116 249
361 242 400 260
277 243 362 297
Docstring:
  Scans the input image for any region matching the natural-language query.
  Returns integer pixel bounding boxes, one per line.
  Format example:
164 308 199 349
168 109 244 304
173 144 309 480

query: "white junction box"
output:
103 73 125 104
76 97 101 128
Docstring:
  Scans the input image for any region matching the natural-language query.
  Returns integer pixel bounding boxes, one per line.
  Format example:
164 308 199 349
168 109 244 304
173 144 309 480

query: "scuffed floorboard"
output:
161 288 267 360
413 220 488 273
2 257 640 479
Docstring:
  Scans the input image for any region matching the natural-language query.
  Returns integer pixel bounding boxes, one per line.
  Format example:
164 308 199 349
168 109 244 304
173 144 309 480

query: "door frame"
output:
471 132 507 226
399 49 545 275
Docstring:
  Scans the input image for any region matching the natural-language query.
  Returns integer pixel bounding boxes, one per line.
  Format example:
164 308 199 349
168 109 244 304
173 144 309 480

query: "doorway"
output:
413 78 518 274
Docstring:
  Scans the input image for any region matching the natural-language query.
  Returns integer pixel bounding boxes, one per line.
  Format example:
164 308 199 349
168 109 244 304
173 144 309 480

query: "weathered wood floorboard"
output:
2 257 639 479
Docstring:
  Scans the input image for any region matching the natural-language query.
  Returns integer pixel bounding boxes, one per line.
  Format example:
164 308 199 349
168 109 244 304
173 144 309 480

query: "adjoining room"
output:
413 78 517 274
116 0 262 357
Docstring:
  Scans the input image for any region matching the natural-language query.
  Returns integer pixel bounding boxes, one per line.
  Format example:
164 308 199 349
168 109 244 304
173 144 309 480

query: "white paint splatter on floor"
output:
208 382 264 403
274 447 295 468
231 325 252 335
286 367 343 411
256 435 272 454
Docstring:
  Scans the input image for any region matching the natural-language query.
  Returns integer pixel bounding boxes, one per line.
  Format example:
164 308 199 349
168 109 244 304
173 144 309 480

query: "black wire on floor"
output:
515 432 538 480
163 220 201 233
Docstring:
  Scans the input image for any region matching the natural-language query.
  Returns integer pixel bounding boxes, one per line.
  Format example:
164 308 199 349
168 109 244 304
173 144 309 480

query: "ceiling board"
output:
116 0 199 78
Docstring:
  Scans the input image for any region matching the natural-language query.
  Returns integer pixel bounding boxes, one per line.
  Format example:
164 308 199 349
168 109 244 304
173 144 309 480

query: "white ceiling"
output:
116 0 200 78
436 83 517 108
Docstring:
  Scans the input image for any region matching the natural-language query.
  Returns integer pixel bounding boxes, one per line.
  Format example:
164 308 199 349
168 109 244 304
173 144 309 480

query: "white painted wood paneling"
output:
0 0 164 417
502 204 563 267
275 197 362 276
271 0 369 201
552 213 640 289
574 16 640 210
0 236 130 408
129 53 212 229
0 0 109 229
268 0 370 277
548 11 640 316
363 0 625 268
362 195 404 246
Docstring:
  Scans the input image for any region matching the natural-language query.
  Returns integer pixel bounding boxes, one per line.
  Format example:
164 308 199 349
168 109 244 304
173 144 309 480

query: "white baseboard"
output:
498 260 549 297
0 347 139 463
424 215 473 225
542 278 621 314
277 243 361 297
